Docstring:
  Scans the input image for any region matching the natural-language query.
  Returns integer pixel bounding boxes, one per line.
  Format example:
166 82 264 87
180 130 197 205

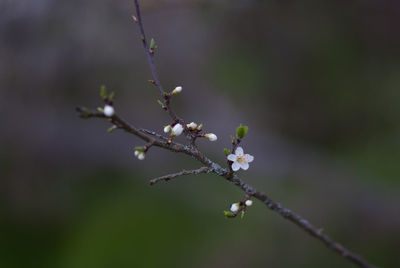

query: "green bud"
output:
223 210 234 218
236 124 248 139
149 38 158 53
223 148 231 156
108 91 115 101
80 107 89 118
241 210 245 219
157 99 164 107
197 123 203 130
107 125 117 133
230 135 235 142
134 146 145 152
100 85 107 100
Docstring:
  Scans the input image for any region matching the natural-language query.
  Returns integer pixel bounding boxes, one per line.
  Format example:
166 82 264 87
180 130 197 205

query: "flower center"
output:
236 156 247 164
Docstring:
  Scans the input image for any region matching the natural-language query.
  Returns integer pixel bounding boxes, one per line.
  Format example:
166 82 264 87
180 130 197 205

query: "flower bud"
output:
245 200 253 207
137 152 145 160
103 105 114 117
230 203 240 213
171 123 184 136
186 122 198 130
205 133 217 141
172 86 182 95
164 125 172 133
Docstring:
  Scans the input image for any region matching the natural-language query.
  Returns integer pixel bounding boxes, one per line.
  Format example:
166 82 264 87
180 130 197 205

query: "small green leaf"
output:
157 99 164 107
100 85 107 100
224 148 231 156
241 210 245 219
236 124 248 139
197 123 203 130
223 211 234 218
108 91 115 101
134 146 145 152
107 125 117 133
97 107 104 113
230 135 235 142
150 38 156 50
80 107 89 118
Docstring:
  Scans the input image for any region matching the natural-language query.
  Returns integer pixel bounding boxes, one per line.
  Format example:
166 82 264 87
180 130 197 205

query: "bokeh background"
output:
1 0 399 267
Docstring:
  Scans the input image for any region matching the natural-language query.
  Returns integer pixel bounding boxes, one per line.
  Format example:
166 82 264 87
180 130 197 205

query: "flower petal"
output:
244 154 254 163
232 162 240 171
235 147 244 156
240 162 249 170
227 154 236 161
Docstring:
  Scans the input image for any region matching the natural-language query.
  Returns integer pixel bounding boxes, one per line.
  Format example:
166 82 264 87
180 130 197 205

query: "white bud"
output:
171 123 184 136
103 105 114 117
230 203 240 213
172 86 182 94
186 122 198 130
164 125 171 133
134 150 140 157
205 133 217 141
245 200 253 207
137 152 145 160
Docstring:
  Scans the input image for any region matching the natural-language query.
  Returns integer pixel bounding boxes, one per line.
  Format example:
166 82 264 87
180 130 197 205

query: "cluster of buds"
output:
134 146 148 160
230 199 253 213
164 123 184 136
164 123 184 143
134 150 145 160
186 122 217 141
224 198 253 219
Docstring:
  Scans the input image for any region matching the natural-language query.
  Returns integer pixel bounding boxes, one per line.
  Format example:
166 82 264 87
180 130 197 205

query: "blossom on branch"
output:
134 150 145 160
186 122 198 130
245 200 253 207
230 203 240 213
205 133 217 141
103 105 115 117
172 86 182 95
227 147 254 171
171 123 184 136
163 125 172 133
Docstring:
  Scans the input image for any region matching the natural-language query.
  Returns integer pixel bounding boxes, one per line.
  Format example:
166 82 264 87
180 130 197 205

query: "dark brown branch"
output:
78 106 377 267
77 2 379 267
226 173 378 268
150 167 209 185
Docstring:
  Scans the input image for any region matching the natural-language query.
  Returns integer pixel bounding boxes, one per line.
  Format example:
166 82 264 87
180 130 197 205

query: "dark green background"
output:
1 0 399 267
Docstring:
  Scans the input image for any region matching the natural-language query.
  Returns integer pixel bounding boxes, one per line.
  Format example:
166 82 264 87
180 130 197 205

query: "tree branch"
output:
77 1 379 267
150 167 209 185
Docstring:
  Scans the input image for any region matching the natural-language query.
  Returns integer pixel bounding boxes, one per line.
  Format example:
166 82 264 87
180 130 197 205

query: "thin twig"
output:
150 167 209 185
133 0 182 123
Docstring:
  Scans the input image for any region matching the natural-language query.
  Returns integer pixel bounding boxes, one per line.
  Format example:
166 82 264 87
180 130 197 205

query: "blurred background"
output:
1 0 399 267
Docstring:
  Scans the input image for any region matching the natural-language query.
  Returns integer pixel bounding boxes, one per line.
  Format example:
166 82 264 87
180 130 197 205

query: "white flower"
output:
227 147 254 171
171 123 184 136
163 125 172 133
103 105 114 117
205 133 217 141
172 86 182 95
230 203 240 213
186 122 198 130
134 150 139 157
245 200 253 207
